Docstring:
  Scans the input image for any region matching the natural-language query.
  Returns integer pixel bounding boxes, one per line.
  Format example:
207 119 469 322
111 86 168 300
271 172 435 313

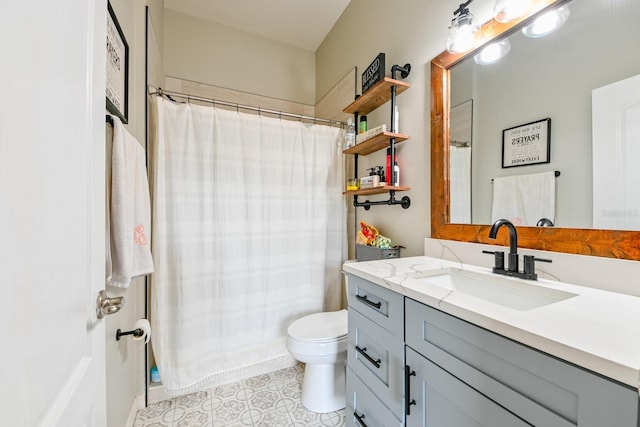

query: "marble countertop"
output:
343 256 640 390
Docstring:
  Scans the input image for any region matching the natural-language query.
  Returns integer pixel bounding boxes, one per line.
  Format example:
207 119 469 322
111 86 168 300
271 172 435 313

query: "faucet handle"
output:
482 250 505 271
523 255 552 276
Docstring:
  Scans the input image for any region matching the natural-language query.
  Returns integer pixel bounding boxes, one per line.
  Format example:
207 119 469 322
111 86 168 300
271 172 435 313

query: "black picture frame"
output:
106 1 129 123
501 118 551 168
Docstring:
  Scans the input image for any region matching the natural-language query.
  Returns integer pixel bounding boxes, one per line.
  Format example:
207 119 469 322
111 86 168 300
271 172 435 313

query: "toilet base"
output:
301 362 346 413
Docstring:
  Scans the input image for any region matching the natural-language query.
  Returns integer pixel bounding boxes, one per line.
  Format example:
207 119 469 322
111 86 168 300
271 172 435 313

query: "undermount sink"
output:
410 268 578 311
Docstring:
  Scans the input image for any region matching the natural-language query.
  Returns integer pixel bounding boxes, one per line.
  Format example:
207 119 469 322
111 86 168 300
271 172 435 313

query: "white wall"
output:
163 9 316 105
106 1 164 426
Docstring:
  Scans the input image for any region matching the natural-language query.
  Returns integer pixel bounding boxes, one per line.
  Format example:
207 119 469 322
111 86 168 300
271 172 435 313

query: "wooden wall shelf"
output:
343 132 410 156
343 186 410 196
343 78 410 115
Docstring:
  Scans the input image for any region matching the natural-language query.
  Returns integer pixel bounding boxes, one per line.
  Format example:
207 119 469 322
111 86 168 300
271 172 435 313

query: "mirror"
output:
449 0 640 229
431 0 640 260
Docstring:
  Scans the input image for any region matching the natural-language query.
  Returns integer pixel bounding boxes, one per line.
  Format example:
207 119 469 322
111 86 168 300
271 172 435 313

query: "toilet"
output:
286 309 348 413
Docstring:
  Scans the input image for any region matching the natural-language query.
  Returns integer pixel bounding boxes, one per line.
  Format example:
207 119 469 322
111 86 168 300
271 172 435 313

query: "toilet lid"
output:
287 309 347 342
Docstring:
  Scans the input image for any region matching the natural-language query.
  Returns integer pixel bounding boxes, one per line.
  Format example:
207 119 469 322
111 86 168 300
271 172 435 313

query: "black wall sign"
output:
362 53 385 94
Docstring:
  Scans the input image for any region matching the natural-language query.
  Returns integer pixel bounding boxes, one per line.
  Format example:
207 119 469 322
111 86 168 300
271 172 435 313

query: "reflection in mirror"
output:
448 0 640 229
430 0 640 260
450 100 472 223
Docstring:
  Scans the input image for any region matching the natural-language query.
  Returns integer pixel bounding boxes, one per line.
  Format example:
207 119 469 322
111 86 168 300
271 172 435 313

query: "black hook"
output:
116 328 144 341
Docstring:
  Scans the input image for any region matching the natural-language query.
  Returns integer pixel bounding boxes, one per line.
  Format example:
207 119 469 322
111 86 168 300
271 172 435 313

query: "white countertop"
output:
343 256 640 390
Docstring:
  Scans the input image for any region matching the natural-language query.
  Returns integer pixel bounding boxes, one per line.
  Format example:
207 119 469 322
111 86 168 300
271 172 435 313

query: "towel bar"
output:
491 170 560 182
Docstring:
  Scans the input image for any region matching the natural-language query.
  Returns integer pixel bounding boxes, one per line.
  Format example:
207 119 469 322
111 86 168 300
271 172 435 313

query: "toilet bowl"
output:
286 309 348 413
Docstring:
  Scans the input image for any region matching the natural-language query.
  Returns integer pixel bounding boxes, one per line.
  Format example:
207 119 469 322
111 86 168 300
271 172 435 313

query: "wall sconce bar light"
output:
446 0 569 56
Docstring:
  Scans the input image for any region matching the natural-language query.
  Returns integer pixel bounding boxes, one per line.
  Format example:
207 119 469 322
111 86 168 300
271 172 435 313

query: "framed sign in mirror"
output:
502 118 550 168
106 1 128 123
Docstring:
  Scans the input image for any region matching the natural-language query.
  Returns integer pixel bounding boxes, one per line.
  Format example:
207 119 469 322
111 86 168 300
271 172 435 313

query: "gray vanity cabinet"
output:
345 273 640 426
346 274 405 426
405 298 639 427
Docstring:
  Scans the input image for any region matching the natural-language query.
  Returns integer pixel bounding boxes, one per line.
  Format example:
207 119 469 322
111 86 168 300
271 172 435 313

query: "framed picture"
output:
502 118 550 168
106 1 129 123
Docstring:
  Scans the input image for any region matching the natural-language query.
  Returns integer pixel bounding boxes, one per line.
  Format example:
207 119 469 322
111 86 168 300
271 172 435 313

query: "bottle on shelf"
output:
393 162 400 186
359 115 368 134
344 117 356 150
386 146 395 184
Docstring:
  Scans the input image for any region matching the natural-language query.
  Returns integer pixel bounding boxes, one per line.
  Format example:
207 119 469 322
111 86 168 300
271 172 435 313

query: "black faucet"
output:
489 218 519 272
483 218 552 280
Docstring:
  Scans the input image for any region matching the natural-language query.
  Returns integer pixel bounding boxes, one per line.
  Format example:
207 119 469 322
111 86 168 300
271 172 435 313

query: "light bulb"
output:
522 5 570 38
446 13 478 54
493 0 533 23
474 39 511 65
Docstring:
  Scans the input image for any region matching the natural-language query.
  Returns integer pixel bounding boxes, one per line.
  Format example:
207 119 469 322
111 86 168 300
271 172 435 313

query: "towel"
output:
106 115 154 287
491 171 556 226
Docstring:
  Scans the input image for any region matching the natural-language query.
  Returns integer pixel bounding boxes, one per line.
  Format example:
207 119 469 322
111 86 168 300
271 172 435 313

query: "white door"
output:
592 74 640 230
0 1 107 425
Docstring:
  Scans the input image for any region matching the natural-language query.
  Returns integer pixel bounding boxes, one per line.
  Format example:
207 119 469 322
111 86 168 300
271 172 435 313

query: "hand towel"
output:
106 115 154 287
491 171 556 226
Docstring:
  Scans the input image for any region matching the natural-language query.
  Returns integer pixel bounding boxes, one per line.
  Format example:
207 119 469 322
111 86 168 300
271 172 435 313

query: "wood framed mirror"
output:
430 0 640 260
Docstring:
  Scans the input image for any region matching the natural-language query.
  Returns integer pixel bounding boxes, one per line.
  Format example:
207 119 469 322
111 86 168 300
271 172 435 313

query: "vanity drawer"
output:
347 273 404 337
406 346 530 427
348 308 404 419
405 298 639 427
346 367 403 427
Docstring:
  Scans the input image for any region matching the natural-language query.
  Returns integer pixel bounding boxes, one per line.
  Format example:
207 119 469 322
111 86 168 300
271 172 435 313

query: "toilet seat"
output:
287 309 347 343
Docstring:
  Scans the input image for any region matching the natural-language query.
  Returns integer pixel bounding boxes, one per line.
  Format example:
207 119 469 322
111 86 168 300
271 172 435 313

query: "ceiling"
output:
164 0 351 52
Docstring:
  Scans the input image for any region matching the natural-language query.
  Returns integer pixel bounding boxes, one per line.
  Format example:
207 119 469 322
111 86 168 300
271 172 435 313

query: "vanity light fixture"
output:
522 5 570 38
446 0 478 54
473 38 511 65
493 0 533 23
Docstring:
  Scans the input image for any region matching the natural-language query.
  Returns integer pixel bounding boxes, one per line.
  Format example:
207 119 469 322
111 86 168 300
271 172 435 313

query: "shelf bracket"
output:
391 63 411 79
354 192 411 210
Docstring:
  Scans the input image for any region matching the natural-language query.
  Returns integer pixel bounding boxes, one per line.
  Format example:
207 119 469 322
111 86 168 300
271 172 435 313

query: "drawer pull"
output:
405 365 417 416
354 411 368 427
355 293 382 309
355 345 381 369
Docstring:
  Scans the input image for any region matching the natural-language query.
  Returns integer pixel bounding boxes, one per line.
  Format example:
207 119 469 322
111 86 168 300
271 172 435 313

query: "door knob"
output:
96 290 125 319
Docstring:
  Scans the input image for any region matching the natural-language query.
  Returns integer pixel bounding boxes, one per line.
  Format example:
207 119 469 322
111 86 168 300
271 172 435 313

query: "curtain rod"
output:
148 87 346 127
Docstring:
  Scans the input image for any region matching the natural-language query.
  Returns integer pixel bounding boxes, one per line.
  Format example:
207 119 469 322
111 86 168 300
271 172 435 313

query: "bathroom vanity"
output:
344 257 640 426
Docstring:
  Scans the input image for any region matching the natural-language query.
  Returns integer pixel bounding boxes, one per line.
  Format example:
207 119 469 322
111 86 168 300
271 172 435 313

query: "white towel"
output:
491 171 556 226
106 115 154 287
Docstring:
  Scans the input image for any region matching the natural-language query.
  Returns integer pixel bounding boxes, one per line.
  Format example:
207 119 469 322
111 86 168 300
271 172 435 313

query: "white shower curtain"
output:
449 145 472 223
149 97 346 396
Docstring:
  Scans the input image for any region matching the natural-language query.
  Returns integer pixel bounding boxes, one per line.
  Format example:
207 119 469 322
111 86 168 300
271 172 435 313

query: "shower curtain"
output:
449 145 472 223
149 97 346 396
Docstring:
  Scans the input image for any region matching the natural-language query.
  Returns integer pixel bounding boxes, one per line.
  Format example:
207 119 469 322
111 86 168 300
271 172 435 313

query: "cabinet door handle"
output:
354 411 368 427
355 293 382 309
355 345 381 369
405 365 417 416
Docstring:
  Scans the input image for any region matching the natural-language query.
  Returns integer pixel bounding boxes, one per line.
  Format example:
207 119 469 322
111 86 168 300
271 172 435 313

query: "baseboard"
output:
125 395 145 427
148 382 171 404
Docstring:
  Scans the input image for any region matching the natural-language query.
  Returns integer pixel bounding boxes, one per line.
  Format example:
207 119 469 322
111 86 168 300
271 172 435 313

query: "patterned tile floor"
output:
134 364 345 427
